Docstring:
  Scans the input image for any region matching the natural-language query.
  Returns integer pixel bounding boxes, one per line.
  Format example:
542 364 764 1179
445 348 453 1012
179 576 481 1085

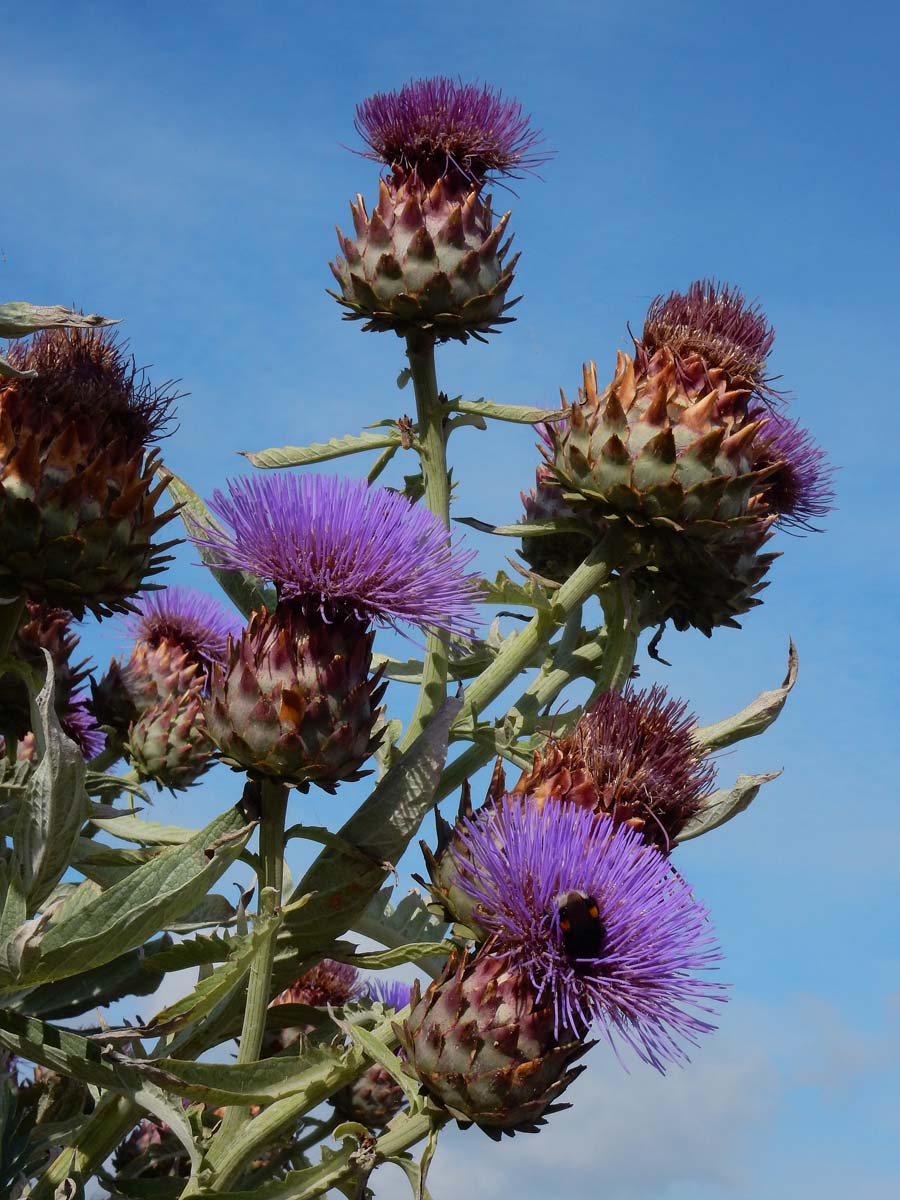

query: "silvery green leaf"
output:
90 813 194 846
675 771 783 843
0 302 118 338
0 806 253 990
335 1018 423 1112
336 941 453 971
12 652 88 910
693 642 798 752
481 569 554 611
448 398 565 426
136 911 275 1037
15 937 169 1020
241 429 401 470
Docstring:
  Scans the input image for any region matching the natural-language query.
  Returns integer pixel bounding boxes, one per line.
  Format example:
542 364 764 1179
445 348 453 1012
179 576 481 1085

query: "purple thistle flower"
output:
63 695 106 759
192 474 481 638
642 280 779 403
126 586 241 669
273 959 362 1008
354 76 549 189
366 977 413 1011
454 798 726 1072
754 411 835 532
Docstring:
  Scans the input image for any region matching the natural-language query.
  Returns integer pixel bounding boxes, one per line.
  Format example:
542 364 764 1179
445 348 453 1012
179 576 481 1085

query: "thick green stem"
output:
28 1092 138 1200
214 779 288 1145
186 1012 400 1193
293 1108 445 1199
402 333 451 749
590 575 640 696
453 550 612 735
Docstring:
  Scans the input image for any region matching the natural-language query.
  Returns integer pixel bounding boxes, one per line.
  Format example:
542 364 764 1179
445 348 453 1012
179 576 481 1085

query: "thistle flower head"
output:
454 799 726 1071
5 326 176 449
354 76 548 190
641 280 776 401
272 959 362 1009
126 586 240 670
193 474 480 638
366 977 413 1011
0 327 179 616
753 411 835 531
516 685 715 850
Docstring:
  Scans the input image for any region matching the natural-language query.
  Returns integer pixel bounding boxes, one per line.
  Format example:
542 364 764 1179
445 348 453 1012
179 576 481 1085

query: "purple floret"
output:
642 279 779 402
64 695 106 760
454 798 726 1072
127 587 241 667
366 977 413 1011
755 411 835 532
192 474 481 638
354 76 549 187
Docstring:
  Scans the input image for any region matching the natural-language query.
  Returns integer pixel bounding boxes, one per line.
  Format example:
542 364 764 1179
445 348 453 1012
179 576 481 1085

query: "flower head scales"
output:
354 76 549 189
641 279 777 404
193 474 481 637
454 798 726 1071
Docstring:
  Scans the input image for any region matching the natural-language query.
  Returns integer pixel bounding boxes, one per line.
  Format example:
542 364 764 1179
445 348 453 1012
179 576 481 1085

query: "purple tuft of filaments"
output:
756 410 835 532
354 76 549 186
127 586 241 667
191 473 481 639
366 978 413 1011
454 798 727 1072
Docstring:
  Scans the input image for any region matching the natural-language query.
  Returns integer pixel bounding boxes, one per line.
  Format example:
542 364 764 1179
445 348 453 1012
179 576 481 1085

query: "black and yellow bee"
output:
555 890 606 960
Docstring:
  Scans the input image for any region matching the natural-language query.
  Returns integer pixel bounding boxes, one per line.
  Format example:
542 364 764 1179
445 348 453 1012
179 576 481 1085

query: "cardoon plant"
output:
0 78 832 1200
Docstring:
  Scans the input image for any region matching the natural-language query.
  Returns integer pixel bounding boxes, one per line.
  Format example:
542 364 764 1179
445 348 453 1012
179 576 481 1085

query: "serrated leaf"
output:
12 653 88 910
144 931 233 971
139 913 274 1036
162 470 274 618
0 302 118 338
130 1043 362 1106
449 398 565 426
163 892 236 932
456 515 589 538
0 806 253 990
16 936 170 1020
693 642 798 752
242 430 401 470
90 813 195 846
129 1079 200 1168
336 1019 422 1111
481 569 553 611
279 698 460 959
675 771 782 843
358 887 447 945
338 941 453 971
0 1009 138 1091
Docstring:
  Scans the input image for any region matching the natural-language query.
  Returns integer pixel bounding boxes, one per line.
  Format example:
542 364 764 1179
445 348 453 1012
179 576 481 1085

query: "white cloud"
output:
372 1001 778 1200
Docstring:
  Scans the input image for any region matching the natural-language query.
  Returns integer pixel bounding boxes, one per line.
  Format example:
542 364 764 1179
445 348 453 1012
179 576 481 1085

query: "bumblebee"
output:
555 889 606 960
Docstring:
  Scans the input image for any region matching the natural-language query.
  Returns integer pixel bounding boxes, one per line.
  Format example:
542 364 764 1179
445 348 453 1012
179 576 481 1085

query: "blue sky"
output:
4 1 899 1196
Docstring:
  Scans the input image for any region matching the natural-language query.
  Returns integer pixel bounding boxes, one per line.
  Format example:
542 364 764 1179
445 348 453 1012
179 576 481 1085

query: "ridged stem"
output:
452 548 613 735
434 636 607 803
292 1108 445 1199
28 1092 138 1200
590 575 640 696
213 778 288 1145
402 332 450 748
184 1011 401 1193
